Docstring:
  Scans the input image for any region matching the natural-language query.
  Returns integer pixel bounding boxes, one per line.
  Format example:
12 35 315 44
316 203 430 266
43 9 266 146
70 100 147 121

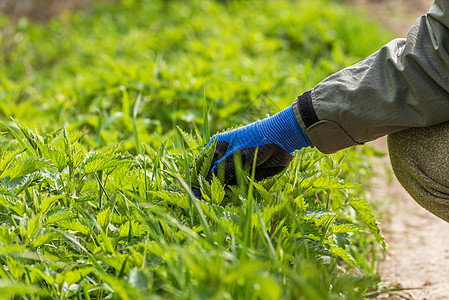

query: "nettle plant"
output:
0 120 385 299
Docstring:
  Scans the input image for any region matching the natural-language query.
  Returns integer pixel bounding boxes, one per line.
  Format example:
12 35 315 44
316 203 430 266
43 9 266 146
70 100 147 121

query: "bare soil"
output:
0 0 114 22
344 0 433 36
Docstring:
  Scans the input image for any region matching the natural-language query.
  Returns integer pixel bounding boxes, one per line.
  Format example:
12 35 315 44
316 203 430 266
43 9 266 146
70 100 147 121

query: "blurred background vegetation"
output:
0 0 391 153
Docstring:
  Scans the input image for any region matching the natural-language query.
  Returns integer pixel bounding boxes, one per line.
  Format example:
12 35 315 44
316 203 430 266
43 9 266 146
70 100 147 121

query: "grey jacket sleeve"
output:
293 0 449 154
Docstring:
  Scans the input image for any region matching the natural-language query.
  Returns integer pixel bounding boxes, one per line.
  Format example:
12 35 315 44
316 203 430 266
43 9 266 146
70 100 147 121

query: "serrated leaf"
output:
72 144 86 169
37 169 62 190
5 256 26 279
82 151 130 174
47 209 73 224
260 204 284 225
0 149 25 178
55 266 93 287
0 120 37 157
97 207 111 230
301 173 359 190
46 146 67 172
0 195 26 216
3 156 50 181
199 175 211 202
294 195 307 210
68 131 87 144
3 173 42 195
0 186 12 196
210 175 225 205
177 126 199 149
57 220 90 235
303 209 336 227
190 137 217 187
350 198 386 249
13 119 42 153
32 230 60 248
150 191 189 210
329 245 356 268
27 267 55 285
252 179 273 204
21 213 41 240
118 221 146 238
98 254 129 273
332 224 365 234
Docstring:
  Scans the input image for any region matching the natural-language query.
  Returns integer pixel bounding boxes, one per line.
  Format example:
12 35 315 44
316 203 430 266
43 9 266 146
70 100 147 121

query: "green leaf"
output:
199 141 216 179
39 195 62 214
47 209 74 224
0 121 37 157
300 173 359 190
27 267 55 286
57 219 90 235
0 148 25 178
97 207 112 230
177 126 199 149
0 195 26 216
260 204 284 225
329 245 356 268
190 137 217 188
13 119 43 154
32 230 60 248
46 146 68 172
252 179 273 204
350 198 386 249
210 175 225 205
82 151 131 174
21 213 41 241
332 224 365 234
0 226 16 245
150 191 189 210
198 175 212 202
5 256 26 279
303 209 336 227
118 221 146 238
55 266 94 287
3 156 50 181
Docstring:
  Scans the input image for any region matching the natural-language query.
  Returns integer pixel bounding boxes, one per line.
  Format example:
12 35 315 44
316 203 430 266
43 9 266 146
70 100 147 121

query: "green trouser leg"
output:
388 121 449 222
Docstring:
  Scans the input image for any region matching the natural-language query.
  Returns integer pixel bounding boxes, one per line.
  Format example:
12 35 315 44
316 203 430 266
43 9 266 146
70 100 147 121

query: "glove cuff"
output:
259 105 313 153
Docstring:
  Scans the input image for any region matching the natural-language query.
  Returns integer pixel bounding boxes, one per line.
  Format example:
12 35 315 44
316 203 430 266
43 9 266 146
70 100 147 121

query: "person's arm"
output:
294 0 449 154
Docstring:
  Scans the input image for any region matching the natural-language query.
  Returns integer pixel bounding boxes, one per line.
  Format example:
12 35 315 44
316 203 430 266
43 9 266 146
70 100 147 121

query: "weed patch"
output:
0 0 392 298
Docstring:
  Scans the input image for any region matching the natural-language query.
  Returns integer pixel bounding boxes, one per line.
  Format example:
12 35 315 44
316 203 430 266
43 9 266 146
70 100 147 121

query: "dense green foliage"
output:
0 0 392 299
1 0 390 151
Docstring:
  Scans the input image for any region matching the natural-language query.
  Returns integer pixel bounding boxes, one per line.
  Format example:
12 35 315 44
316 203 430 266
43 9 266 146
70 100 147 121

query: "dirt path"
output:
369 138 449 299
355 1 449 299
348 0 434 36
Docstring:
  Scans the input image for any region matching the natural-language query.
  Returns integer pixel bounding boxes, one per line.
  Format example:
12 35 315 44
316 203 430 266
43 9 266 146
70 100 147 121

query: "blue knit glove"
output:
202 105 313 185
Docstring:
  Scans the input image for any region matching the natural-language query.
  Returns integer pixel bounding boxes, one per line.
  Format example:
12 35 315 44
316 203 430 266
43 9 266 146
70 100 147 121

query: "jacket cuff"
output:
293 90 363 154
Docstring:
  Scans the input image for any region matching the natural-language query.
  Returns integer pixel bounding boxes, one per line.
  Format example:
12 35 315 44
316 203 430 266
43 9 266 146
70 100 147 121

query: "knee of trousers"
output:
388 121 449 222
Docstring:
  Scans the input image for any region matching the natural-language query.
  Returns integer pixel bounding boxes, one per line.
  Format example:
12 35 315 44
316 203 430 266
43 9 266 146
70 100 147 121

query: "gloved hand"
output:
202 105 313 185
